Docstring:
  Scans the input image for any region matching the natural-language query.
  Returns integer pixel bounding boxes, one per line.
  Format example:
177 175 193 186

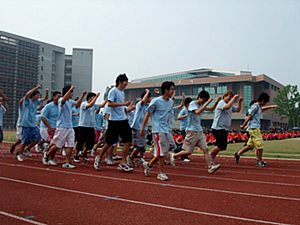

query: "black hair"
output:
258 92 270 103
53 91 61 97
141 91 151 99
62 85 72 96
184 97 192 107
86 92 96 101
30 90 40 99
75 97 79 101
115 74 128 87
161 81 175 95
197 90 210 100
250 100 257 106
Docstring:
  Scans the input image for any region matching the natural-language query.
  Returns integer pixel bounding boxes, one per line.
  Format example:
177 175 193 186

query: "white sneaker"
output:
42 152 49 165
62 149 66 156
26 149 32 157
183 158 190 162
208 164 221 174
17 154 24 162
157 173 169 181
105 157 115 166
170 153 176 166
138 157 146 164
35 144 41 152
94 155 101 170
43 143 49 152
91 149 96 157
49 159 57 166
62 162 75 169
117 163 133 172
143 162 151 177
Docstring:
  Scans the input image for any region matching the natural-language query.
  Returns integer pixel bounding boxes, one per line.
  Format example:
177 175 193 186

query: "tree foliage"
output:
273 85 300 128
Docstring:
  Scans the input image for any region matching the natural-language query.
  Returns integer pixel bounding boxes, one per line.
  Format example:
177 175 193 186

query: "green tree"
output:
273 85 300 128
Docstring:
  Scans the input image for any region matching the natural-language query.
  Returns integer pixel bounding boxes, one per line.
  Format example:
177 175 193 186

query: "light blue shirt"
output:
0 105 6 126
78 101 100 128
146 96 173 134
131 101 148 131
178 107 188 131
95 113 103 130
72 107 80 128
19 98 41 127
56 98 77 128
17 108 22 126
128 110 135 127
41 102 59 128
211 100 237 130
102 104 111 129
248 103 262 129
169 107 179 131
35 114 42 126
186 100 205 132
108 87 126 121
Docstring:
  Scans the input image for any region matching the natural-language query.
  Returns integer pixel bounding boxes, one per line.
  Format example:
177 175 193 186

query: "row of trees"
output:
273 84 300 128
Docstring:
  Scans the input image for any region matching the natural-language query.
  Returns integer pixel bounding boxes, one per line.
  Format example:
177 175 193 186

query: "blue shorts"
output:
21 127 41 145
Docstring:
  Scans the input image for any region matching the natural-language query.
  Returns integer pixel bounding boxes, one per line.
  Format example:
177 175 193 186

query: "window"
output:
244 84 252 112
41 75 43 80
217 85 227 94
205 87 215 95
41 66 43 71
41 56 44 61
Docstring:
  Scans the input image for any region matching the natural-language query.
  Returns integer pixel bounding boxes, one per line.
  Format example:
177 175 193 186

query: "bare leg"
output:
158 156 165 174
203 148 212 168
237 145 252 156
209 146 222 159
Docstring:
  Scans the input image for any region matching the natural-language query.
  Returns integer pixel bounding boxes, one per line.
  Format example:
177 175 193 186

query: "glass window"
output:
192 86 202 95
205 87 215 95
217 85 227 94
244 84 252 112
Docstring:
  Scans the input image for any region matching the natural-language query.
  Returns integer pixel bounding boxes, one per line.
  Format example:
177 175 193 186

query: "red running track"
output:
0 142 299 225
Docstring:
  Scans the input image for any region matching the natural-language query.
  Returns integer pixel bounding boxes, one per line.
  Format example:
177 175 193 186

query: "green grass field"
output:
3 130 300 160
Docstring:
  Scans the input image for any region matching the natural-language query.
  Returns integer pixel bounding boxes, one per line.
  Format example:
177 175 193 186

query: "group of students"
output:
2 73 279 181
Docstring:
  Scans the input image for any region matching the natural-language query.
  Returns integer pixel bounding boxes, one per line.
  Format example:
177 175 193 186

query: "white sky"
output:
1 0 300 99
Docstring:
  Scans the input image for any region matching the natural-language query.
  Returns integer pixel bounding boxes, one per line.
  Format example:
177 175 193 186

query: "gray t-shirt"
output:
211 100 237 130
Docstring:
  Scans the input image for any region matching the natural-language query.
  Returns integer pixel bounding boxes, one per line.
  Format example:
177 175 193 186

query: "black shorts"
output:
105 120 132 145
76 127 95 151
73 127 79 140
212 129 227 150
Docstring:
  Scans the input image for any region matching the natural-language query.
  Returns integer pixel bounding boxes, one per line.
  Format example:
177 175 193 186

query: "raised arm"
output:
223 94 239 110
62 86 76 104
235 97 244 113
40 88 49 102
154 88 160 97
207 96 222 112
0 90 8 102
95 97 108 114
195 98 213 115
177 93 186 110
86 92 100 109
75 90 87 108
140 89 150 106
262 105 279 111
25 85 41 100
4 103 8 115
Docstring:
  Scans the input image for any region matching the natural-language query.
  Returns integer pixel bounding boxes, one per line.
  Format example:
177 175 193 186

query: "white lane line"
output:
0 211 47 225
1 163 300 201
0 176 291 225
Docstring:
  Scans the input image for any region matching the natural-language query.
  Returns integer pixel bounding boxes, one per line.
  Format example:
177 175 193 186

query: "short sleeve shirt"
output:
78 101 100 127
108 87 126 121
178 107 188 131
20 99 41 127
95 113 103 130
56 98 77 128
0 105 7 126
248 103 261 129
211 100 237 130
41 102 59 128
72 107 80 128
131 101 148 131
186 100 205 132
168 107 179 131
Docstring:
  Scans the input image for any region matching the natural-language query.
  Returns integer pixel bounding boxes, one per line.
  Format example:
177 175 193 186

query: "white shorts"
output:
152 133 170 157
40 127 50 142
51 127 75 149
16 126 22 140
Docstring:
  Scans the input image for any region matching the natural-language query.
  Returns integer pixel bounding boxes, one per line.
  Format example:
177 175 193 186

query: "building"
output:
0 30 93 129
124 68 288 131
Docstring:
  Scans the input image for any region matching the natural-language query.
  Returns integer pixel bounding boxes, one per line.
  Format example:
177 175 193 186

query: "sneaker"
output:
170 153 176 166
42 152 49 165
118 163 133 172
183 158 190 162
79 152 89 162
35 144 41 153
43 143 49 152
91 149 96 157
209 154 215 166
143 162 151 177
17 153 24 162
257 161 268 167
234 152 240 164
73 156 80 163
127 155 138 167
62 149 66 156
138 157 146 164
208 164 221 174
157 173 169 181
62 162 75 169
164 160 170 165
112 154 122 160
255 158 259 164
10 144 16 154
105 157 115 166
94 155 101 170
26 148 32 157
149 148 154 155
48 159 57 166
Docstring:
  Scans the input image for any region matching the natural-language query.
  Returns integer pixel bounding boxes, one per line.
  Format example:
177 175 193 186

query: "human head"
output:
62 85 72 96
161 81 175 96
141 91 152 104
223 90 234 103
258 92 270 105
30 90 40 101
197 90 210 104
185 97 192 107
115 73 128 89
86 92 96 101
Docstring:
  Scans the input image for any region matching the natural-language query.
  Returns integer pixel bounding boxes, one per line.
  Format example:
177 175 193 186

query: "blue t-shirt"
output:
102 104 111 129
211 100 237 130
72 107 80 128
78 101 100 128
41 102 59 128
95 113 103 130
178 107 188 131
131 101 148 131
186 100 205 132
19 98 41 127
108 87 126 121
168 107 179 131
35 114 42 126
56 98 77 128
0 105 6 126
146 96 173 134
128 110 135 127
248 103 262 129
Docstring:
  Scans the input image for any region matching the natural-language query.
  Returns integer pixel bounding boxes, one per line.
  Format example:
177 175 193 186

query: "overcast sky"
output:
1 0 300 99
